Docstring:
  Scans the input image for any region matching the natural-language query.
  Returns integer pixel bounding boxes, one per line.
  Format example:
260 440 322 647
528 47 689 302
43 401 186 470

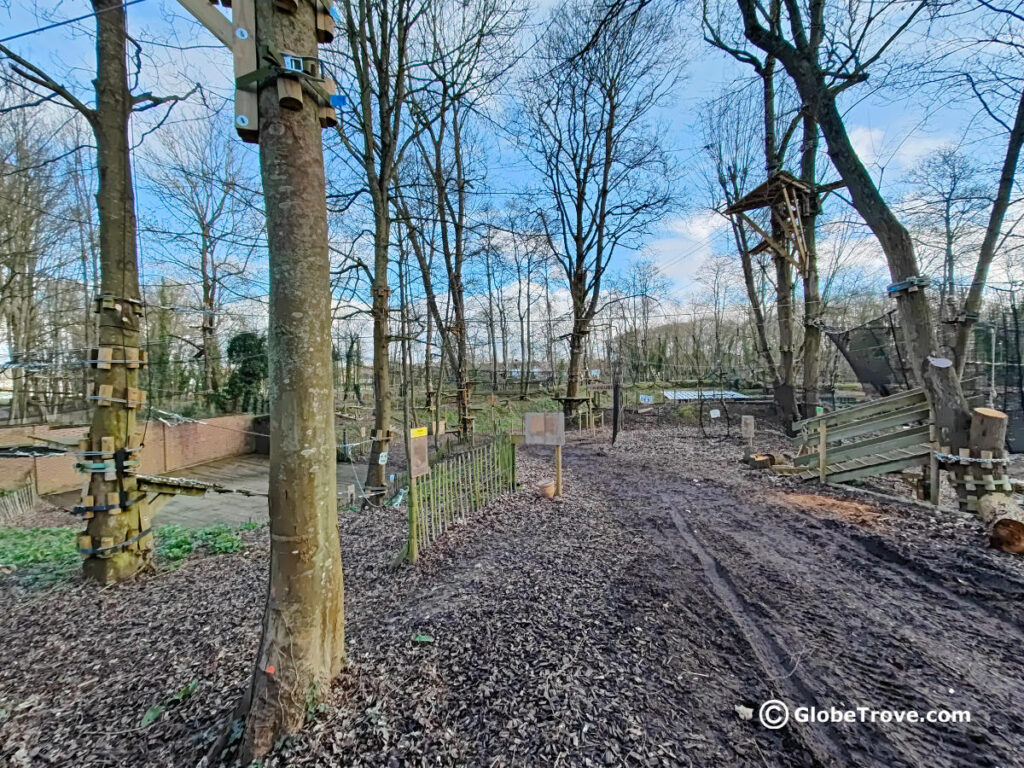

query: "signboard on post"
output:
409 426 430 478
638 394 654 405
523 412 565 446
523 412 566 497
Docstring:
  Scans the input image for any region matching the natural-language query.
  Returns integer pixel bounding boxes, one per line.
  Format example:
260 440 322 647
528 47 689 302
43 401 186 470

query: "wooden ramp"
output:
786 389 938 501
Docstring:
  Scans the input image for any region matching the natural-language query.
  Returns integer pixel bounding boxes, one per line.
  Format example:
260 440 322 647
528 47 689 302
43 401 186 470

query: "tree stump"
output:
953 407 1024 553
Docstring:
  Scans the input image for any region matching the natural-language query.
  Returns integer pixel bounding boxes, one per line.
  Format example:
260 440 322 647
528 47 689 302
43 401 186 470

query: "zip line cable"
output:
0 0 150 44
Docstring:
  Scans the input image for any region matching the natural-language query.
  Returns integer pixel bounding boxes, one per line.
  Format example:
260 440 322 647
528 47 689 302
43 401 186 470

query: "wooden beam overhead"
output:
177 0 235 49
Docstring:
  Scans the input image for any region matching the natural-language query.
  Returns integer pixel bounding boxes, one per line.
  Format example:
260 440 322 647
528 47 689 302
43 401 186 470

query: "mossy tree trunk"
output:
82 0 147 583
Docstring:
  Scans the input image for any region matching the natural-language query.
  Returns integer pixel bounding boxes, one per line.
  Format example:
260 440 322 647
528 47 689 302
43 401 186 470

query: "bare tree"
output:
143 116 263 405
0 108 64 421
699 90 781 392
403 0 526 434
522 0 680 417
947 1 1024 371
1 0 194 581
903 147 988 350
329 0 426 496
731 0 976 446
234 0 344 760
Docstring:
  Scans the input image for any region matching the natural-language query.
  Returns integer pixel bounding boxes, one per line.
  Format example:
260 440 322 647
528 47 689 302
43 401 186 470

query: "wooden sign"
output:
429 419 446 436
409 427 429 478
487 395 499 406
523 412 565 446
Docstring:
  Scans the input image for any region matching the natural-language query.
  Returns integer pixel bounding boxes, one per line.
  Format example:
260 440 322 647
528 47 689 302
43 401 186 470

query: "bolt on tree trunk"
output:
239 0 345 759
82 0 149 584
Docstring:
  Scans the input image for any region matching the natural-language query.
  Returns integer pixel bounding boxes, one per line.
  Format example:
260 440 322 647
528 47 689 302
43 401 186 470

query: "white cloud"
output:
848 124 954 174
645 212 730 289
849 125 885 168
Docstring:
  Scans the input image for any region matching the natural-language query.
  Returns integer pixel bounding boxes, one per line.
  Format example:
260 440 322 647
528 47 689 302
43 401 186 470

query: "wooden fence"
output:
405 435 517 562
0 484 38 524
789 388 939 501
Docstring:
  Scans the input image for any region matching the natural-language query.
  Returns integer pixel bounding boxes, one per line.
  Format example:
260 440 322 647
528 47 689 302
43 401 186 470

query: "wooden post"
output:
511 438 517 490
927 419 940 506
554 444 563 496
446 459 453 528
473 446 482 510
459 454 468 520
407 474 419 563
612 382 621 444
818 421 827 483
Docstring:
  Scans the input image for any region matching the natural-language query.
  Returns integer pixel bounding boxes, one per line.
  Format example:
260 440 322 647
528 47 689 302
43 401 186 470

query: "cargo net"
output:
827 302 1024 454
826 311 913 398
964 304 1024 453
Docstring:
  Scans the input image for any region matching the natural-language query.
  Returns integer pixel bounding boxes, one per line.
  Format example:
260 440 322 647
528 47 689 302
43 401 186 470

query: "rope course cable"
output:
0 0 150 44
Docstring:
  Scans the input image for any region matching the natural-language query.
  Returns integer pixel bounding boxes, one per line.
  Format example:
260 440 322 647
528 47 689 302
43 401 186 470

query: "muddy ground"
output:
2 425 1023 767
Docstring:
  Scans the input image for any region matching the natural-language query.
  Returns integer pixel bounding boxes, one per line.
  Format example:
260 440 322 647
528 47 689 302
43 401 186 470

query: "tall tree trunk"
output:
564 312 588 417
524 258 533 397
366 212 392 493
240 0 344 758
800 111 822 418
954 86 1024 372
425 308 434 406
484 246 498 391
544 267 555 387
815 88 969 445
762 38 797 424
731 219 778 387
81 0 147 583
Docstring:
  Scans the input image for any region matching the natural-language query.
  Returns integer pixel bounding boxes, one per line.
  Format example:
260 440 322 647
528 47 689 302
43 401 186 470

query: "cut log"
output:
968 408 1024 554
969 407 1007 452
746 454 773 470
990 519 1024 554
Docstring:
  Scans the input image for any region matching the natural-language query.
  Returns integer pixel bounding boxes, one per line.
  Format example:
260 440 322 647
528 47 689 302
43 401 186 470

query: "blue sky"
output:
1 0 990 300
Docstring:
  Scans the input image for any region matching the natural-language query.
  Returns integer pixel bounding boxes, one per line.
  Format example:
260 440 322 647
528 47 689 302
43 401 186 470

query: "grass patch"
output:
156 523 253 561
0 521 263 585
0 526 79 583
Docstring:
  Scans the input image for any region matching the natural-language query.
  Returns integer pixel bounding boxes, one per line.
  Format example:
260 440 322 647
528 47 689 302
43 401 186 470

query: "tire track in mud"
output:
676 492 1022 767
567 438 1024 768
667 508 848 768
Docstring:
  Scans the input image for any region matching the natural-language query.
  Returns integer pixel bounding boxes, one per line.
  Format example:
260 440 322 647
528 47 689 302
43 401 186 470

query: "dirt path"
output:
1 427 1022 767
569 428 1024 767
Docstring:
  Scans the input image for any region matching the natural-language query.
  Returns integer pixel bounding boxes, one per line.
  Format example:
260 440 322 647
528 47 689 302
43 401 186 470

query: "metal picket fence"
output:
405 435 517 562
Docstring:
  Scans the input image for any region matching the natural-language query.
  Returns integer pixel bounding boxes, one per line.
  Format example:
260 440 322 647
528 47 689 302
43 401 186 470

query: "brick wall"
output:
0 416 256 495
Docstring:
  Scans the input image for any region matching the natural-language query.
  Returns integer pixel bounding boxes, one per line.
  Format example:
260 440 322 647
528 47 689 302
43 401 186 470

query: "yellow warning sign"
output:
410 426 428 439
